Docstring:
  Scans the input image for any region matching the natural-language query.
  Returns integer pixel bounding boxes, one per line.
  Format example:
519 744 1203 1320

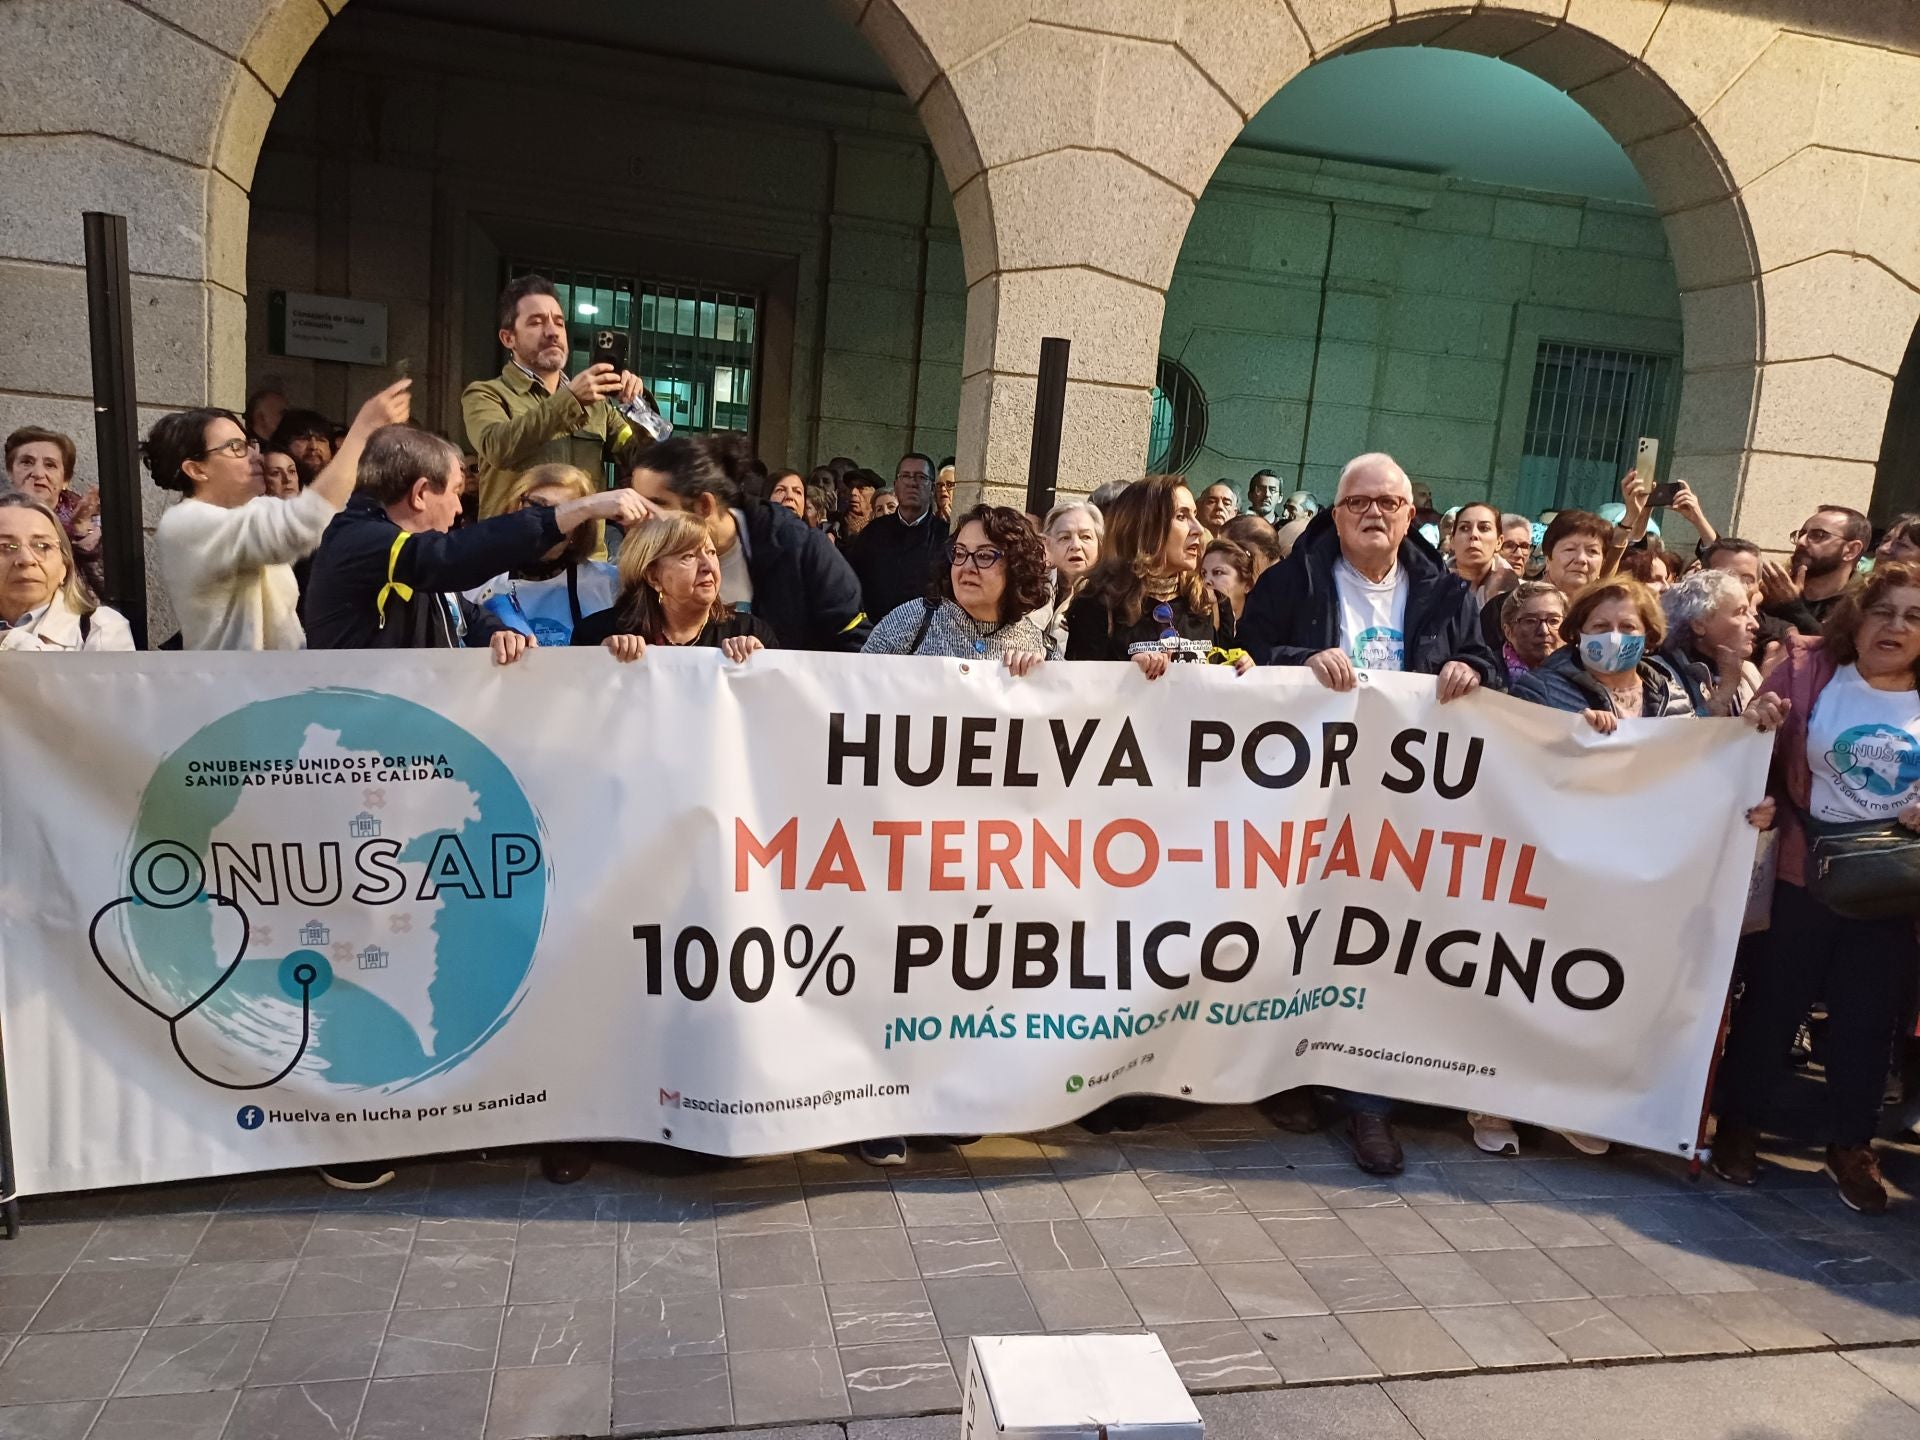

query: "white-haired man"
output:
1237 452 1500 1175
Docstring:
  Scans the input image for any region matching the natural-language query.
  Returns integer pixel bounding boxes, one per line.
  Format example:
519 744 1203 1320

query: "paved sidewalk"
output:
0 1101 1915 1439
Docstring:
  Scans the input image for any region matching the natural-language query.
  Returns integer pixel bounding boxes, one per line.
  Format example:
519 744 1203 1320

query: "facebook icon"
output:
236 1105 265 1131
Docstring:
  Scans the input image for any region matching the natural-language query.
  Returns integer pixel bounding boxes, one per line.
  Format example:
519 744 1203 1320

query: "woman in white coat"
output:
0 494 134 651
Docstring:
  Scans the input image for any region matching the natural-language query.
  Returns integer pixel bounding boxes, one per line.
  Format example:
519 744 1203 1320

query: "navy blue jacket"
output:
1511 645 1686 717
738 500 871 652
304 495 561 650
1238 511 1502 688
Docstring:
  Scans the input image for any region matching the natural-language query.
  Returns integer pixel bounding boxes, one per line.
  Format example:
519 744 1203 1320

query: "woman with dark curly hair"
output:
861 503 1048 677
1066 475 1252 677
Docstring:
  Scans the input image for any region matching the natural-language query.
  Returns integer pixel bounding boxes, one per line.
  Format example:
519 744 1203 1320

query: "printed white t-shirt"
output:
1806 664 1920 822
1333 557 1410 672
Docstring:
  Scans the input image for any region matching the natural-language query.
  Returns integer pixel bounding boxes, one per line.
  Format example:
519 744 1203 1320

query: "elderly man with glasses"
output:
1236 451 1501 1177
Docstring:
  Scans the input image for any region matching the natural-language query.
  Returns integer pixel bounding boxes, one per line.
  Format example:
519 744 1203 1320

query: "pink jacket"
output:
1757 633 1838 888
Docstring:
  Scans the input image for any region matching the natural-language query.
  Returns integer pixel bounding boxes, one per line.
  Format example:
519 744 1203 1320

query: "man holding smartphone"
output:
462 273 646 521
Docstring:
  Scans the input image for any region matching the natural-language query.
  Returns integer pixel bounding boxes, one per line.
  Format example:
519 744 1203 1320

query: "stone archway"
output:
855 1 1920 546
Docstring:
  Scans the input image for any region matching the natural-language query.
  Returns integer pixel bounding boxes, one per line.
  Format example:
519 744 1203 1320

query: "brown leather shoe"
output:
1708 1120 1759 1186
1348 1113 1403 1176
1257 1088 1321 1135
540 1145 593 1186
1825 1144 1889 1215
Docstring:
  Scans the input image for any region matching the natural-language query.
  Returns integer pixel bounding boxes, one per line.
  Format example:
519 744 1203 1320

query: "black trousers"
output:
1719 882 1916 1147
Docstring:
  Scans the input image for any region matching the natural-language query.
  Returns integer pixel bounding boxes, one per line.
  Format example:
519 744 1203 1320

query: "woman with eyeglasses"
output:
147 381 410 650
464 464 619 645
859 504 1047 676
1066 475 1253 678
1497 580 1567 683
0 494 134 651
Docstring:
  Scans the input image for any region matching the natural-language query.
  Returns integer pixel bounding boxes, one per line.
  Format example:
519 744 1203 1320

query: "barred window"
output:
1146 356 1208 476
1518 341 1675 514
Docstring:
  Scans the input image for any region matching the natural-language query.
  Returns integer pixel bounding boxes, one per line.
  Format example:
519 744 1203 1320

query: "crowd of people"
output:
5 271 1918 1215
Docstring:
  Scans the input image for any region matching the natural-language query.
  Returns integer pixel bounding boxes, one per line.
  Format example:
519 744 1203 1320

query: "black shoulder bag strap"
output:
567 563 583 625
908 597 939 655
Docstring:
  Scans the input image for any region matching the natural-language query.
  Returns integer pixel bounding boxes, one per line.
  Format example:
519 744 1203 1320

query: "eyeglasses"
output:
1510 613 1562 631
197 437 258 461
1500 539 1533 555
1336 495 1408 517
1865 604 1920 627
0 538 60 562
947 543 1003 570
1153 601 1178 642
1791 527 1838 545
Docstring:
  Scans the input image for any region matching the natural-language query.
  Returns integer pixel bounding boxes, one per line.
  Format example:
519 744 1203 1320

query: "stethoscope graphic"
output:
88 841 318 1090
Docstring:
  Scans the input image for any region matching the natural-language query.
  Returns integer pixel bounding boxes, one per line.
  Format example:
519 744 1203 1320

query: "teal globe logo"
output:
92 689 547 1093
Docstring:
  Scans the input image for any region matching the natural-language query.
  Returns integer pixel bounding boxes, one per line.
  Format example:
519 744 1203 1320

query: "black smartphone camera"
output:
589 329 628 373
1648 482 1681 508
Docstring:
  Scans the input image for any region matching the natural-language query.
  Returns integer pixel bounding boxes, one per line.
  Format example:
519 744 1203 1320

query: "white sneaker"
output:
1559 1131 1611 1156
1469 1113 1519 1156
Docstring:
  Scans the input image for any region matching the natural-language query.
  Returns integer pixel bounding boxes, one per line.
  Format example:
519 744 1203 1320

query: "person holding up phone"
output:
461 273 649 525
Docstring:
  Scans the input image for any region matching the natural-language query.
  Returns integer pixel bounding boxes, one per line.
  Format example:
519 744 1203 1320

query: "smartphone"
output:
1648 481 1681 508
589 329 628 373
1634 435 1660 483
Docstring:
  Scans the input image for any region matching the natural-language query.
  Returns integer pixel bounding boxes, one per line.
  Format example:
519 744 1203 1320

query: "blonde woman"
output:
0 494 134 651
464 463 619 644
573 510 776 661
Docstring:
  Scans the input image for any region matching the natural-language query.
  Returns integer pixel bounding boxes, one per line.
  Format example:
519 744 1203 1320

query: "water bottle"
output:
618 391 673 443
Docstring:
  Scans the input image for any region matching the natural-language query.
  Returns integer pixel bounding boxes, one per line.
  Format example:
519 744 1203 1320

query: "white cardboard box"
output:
961 1335 1205 1440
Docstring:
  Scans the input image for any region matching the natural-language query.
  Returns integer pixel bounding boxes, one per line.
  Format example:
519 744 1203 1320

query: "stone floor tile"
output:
997 1221 1105 1274
1223 1169 1325 1215
516 1193 622 1250
1463 1247 1588 1303
1060 1172 1161 1220
714 1195 810 1238
1519 1159 1677 1201
838 1340 960 1417
825 1281 937 1346
72 1216 211 1271
1153 1320 1279 1391
1770 1281 1920 1344
1247 1313 1383 1382
1338 1309 1476 1376
506 1243 614 1305
376 1306 503 1376
1381 1251 1505 1309
156 1261 293 1326
1258 1211 1370 1261
613 1290 725 1359
957 1137 1052 1178
111 1319 262 1398
610 1352 730 1433
1429 1304 1564 1367
1603 1295 1749 1356
1040 1138 1129 1177
1137 1171 1244 1215
219 1380 366 1440
1686 1291 1830 1351
1844 1346 1920 1408
1207 1260 1328 1320
248 1312 389 1387
1715 1192 1832 1238
275 1254 406 1317
907 1225 1014 1279
1297 1167 1407 1211
414 1216 519 1247
1169 1213 1283 1264
1022 1269 1140 1332
394 1240 513 1311
1346 1206 1453 1256
191 1216 313 1266
1196 1382 1417 1440
0 1399 99 1440
1186 1136 1286 1170
485 1360 611 1440
1775 1234 1908 1288
923 1276 1042 1336
1294 1255 1420 1313
1086 1217 1195 1269
0 1329 142 1404
814 1228 918 1284
1113 1266 1235 1325
803 1187 903 1231
301 1213 417 1260
718 1231 820 1289
0 1275 56 1337
1514 1299 1658 1360
1442 1163 1552 1205
356 1370 491 1440
618 1235 720 1296
88 1389 236 1440
497 1298 613 1368
28 1268 177 1333
979 1177 1079 1224
722 1285 834 1353
1387 1165 1477 1207
1495 1201 1610 1249
1543 1243 1676 1299
0 1226 95 1277
890 1180 989 1228
728 1347 849 1426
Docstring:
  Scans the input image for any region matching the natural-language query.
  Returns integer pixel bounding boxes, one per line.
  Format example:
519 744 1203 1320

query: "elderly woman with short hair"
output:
1654 569 1762 717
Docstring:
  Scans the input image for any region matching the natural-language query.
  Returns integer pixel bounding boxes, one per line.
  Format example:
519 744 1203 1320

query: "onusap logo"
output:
88 690 549 1095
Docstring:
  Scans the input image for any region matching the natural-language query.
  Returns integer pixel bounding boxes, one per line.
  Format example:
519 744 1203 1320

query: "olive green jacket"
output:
461 362 634 518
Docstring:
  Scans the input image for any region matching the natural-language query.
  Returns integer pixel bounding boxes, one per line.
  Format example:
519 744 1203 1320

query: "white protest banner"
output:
0 650 1771 1195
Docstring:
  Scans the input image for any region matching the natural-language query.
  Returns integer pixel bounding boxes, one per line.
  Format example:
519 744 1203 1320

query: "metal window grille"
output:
506 262 758 439
1147 356 1208 475
1517 341 1676 514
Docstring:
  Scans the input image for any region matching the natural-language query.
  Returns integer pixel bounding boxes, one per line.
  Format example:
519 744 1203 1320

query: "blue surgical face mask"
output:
1579 630 1645 674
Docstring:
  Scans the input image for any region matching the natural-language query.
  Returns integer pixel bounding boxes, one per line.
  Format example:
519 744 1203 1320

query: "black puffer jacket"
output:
736 500 872 652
